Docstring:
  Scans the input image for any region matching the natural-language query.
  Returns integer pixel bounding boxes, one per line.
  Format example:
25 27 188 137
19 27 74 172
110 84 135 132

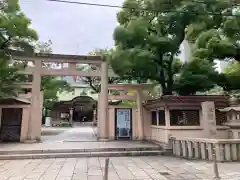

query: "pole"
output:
104 158 109 180
212 150 220 180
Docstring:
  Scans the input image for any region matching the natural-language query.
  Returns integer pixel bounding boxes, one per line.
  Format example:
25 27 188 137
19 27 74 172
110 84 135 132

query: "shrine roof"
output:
219 106 240 112
0 97 31 105
143 95 229 108
108 83 153 90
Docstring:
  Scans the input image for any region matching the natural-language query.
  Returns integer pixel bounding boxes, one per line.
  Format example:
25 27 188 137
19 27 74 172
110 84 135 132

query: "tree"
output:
111 0 238 95
220 61 240 92
186 2 239 62
0 0 38 98
174 59 219 95
0 0 38 52
79 48 122 94
111 0 216 95
185 3 240 93
41 76 72 109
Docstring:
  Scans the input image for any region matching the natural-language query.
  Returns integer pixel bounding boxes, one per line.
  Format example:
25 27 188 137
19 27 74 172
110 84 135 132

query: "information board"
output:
116 109 131 138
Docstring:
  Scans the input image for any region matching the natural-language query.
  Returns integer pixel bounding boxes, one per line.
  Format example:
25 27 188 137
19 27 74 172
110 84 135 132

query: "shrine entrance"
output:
13 51 112 142
51 96 97 123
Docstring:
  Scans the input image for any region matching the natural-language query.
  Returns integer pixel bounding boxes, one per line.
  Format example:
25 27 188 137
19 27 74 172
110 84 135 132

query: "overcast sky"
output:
19 0 186 62
19 0 124 55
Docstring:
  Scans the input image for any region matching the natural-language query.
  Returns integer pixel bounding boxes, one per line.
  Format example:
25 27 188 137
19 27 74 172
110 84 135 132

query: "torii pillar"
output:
26 60 42 142
98 60 108 140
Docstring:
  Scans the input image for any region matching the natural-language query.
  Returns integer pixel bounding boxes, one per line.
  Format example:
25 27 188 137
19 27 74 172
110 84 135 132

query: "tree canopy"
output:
0 0 38 98
111 0 239 95
1 0 72 106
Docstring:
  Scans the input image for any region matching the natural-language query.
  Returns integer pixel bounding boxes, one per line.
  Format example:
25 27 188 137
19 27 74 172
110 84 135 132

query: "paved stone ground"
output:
0 156 240 180
41 126 97 142
0 126 158 152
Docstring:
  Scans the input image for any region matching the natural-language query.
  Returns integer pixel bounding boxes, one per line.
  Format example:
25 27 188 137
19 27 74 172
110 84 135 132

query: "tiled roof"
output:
144 95 229 105
0 98 31 105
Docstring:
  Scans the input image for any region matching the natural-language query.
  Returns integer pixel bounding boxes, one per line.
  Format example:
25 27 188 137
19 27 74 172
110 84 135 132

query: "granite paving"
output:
0 156 239 180
0 126 159 153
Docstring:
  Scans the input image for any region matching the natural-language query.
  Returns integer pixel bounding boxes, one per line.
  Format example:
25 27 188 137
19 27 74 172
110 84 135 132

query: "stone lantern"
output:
219 96 240 139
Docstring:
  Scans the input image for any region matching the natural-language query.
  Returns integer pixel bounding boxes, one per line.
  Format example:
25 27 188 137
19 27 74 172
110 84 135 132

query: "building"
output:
57 76 98 101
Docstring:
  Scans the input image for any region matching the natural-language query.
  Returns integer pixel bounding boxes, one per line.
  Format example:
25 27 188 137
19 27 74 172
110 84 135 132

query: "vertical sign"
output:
116 109 131 138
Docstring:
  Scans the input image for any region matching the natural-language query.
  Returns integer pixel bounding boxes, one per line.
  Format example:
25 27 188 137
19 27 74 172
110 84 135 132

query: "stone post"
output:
201 101 217 139
136 89 144 140
69 107 74 126
93 109 97 125
98 61 108 140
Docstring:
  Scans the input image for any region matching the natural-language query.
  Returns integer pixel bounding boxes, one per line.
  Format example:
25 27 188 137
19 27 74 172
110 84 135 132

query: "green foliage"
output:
112 0 240 95
187 2 240 62
186 2 240 94
0 0 38 52
80 48 123 93
218 62 240 92
41 76 72 109
0 0 38 98
175 59 219 95
119 100 136 106
111 0 221 95
0 58 21 97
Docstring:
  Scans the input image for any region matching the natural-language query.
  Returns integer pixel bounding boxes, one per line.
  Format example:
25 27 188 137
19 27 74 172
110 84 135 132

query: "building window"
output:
151 111 157 125
170 110 200 126
158 110 166 125
216 110 227 125
151 110 166 126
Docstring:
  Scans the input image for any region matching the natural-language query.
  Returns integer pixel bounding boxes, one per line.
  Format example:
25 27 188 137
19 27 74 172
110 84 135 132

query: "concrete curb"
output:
0 150 167 160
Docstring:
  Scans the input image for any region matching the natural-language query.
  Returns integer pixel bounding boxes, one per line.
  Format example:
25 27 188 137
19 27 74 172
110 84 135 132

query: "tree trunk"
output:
159 68 167 95
165 55 174 95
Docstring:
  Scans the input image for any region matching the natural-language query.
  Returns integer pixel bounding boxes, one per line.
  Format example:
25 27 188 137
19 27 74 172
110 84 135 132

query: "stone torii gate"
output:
13 51 115 142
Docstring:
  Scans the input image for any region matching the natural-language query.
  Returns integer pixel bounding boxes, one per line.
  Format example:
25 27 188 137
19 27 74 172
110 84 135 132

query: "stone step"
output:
0 150 168 160
0 147 161 155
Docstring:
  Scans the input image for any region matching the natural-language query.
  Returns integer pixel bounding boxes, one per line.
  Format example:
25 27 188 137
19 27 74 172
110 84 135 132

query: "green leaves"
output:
0 58 22 98
175 58 218 95
41 76 72 109
112 0 206 94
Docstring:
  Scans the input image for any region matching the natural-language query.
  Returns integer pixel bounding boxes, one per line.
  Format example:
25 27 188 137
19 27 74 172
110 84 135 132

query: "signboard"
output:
127 90 136 95
116 109 131 138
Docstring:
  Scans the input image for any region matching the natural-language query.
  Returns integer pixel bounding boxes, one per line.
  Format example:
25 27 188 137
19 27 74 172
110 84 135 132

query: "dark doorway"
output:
73 109 94 122
115 108 132 140
0 108 22 142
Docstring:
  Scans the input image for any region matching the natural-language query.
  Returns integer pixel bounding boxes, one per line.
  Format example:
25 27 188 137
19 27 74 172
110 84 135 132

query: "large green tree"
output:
0 0 38 98
111 0 208 95
111 0 237 95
